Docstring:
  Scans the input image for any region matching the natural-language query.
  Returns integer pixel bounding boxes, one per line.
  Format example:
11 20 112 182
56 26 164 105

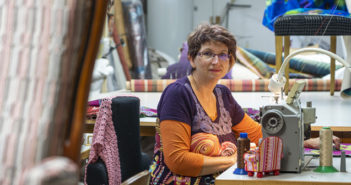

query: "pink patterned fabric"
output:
85 98 121 185
244 136 283 173
244 150 259 172
220 141 237 156
0 0 90 184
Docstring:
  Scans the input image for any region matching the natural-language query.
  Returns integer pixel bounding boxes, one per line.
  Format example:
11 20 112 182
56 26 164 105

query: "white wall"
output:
147 0 275 62
147 0 193 63
225 0 275 52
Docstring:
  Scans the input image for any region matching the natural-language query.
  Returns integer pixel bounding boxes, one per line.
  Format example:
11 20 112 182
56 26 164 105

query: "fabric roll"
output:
236 47 274 79
341 68 351 98
220 141 237 157
122 0 149 79
245 48 343 78
190 133 221 157
341 36 351 99
126 79 342 92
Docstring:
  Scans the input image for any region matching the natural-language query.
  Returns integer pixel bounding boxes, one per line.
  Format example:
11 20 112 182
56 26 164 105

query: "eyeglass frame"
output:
197 51 231 62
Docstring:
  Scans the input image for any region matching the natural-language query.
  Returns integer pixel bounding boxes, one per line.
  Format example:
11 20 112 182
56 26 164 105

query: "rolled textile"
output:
341 36 351 99
126 79 342 92
236 47 274 79
341 67 351 98
245 48 343 77
190 133 221 157
220 141 237 157
122 0 149 79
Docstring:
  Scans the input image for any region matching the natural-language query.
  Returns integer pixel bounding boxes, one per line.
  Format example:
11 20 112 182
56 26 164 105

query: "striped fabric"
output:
190 133 237 157
190 133 221 157
127 79 342 92
0 0 91 184
244 136 283 173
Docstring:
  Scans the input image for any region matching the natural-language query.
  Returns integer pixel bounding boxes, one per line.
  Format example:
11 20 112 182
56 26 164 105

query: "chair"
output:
0 0 108 184
274 14 351 95
244 136 283 178
121 170 150 185
86 96 151 184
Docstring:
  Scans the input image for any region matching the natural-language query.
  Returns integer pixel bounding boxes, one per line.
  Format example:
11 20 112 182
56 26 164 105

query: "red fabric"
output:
86 106 99 119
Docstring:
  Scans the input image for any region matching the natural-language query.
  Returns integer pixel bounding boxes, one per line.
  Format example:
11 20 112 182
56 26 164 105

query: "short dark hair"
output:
187 23 237 68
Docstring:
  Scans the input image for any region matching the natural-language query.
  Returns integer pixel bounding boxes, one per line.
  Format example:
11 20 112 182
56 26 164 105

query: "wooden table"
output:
139 117 157 136
85 117 157 136
215 157 351 185
86 117 351 142
82 117 157 160
311 126 351 143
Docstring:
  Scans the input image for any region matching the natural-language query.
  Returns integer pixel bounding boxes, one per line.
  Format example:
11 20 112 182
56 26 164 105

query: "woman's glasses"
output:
197 51 230 62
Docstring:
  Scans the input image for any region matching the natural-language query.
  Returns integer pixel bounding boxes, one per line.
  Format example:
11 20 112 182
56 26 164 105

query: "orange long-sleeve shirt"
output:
160 113 262 177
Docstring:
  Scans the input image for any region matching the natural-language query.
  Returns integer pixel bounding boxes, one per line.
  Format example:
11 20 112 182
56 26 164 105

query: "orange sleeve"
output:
160 120 204 177
231 113 262 145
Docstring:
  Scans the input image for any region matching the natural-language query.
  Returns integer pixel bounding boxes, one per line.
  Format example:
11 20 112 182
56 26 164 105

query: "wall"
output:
147 0 275 63
147 0 193 63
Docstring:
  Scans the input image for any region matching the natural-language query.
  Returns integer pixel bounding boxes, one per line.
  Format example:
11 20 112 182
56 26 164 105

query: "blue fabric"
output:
263 0 350 31
245 48 342 77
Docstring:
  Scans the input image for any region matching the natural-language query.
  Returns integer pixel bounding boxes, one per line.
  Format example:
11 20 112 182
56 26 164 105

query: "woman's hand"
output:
227 151 237 165
199 152 237 176
303 136 341 150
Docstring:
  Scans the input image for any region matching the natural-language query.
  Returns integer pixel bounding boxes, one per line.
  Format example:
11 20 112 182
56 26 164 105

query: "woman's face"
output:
190 41 230 82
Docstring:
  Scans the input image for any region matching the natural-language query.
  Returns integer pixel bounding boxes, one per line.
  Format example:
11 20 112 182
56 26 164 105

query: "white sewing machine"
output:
261 80 316 172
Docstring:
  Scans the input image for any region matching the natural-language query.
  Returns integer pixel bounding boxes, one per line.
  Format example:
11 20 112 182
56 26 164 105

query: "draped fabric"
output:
0 0 94 184
85 98 121 185
263 0 350 31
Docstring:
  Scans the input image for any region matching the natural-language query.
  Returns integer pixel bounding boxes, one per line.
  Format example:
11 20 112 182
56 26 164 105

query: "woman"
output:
149 23 341 185
149 24 262 185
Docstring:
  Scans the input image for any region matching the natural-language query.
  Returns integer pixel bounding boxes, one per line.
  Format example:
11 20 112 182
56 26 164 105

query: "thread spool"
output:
234 133 250 175
314 127 338 173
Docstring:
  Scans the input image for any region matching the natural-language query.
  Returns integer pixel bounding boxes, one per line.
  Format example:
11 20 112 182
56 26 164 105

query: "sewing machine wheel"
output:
261 110 284 135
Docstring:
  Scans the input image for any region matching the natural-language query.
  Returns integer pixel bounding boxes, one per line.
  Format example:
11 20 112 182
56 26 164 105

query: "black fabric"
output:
86 96 151 184
111 96 150 182
274 15 351 36
86 158 109 185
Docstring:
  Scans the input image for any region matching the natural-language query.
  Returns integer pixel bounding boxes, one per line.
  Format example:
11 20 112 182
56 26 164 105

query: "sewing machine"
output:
260 80 316 172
